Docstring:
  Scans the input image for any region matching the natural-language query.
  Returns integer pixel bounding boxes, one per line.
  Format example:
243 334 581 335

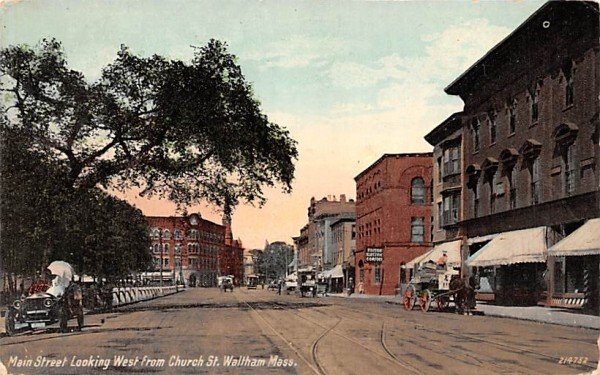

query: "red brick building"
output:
146 213 225 287
354 153 433 295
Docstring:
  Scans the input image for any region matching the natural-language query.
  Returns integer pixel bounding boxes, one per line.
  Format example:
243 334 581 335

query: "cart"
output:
403 262 472 312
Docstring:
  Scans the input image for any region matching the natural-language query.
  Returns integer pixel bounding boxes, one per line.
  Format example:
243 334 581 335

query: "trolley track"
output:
241 296 421 374
335 302 598 372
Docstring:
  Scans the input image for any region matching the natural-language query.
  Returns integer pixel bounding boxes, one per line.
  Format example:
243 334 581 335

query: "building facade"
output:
294 195 355 272
146 214 225 287
330 217 356 292
354 153 433 295
445 1 599 311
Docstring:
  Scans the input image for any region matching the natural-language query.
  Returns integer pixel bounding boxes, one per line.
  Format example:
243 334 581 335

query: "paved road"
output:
1 288 598 375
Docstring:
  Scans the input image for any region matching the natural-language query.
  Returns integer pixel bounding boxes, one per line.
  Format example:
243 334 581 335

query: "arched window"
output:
174 229 182 240
411 177 426 204
151 228 160 240
153 244 160 254
163 229 171 240
163 244 169 254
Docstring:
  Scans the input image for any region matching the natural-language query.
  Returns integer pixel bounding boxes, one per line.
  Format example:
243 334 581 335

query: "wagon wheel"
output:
436 294 450 312
419 289 432 312
403 284 416 311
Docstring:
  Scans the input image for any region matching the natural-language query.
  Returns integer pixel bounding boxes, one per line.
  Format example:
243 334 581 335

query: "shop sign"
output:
365 247 383 263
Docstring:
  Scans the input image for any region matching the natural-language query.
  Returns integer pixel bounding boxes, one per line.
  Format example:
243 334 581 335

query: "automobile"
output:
246 275 258 289
5 261 84 336
267 281 278 291
218 276 234 292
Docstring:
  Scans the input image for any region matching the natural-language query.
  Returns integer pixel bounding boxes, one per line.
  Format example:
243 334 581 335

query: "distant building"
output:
354 153 433 295
329 217 356 293
445 1 599 312
219 216 244 286
294 195 355 273
146 213 224 287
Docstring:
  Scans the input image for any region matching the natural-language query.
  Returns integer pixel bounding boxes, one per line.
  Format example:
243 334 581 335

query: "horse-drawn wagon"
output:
403 262 476 313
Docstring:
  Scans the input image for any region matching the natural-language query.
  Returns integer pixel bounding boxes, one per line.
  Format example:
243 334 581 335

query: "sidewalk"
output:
327 293 600 330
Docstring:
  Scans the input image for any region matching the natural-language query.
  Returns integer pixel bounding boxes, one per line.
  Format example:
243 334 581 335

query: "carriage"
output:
402 262 476 313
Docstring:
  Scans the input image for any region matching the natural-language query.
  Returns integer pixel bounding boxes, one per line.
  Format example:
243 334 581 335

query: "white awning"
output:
548 218 600 256
405 240 462 268
466 227 547 267
329 265 344 278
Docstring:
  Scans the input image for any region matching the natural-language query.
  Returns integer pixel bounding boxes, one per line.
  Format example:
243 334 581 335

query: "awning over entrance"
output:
548 218 600 256
466 227 547 267
319 265 344 279
405 240 462 268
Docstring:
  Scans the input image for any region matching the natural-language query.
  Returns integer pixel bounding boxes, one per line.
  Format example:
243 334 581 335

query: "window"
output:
509 101 517 134
411 177 426 204
437 202 443 227
489 112 497 144
374 265 381 284
443 147 460 176
530 158 541 205
529 87 539 123
163 229 171 240
151 229 160 240
163 243 169 254
508 170 517 209
174 229 182 240
473 183 480 218
153 244 160 254
437 157 442 182
563 61 574 107
489 170 500 214
471 118 480 152
442 194 460 226
411 217 425 243
564 144 576 196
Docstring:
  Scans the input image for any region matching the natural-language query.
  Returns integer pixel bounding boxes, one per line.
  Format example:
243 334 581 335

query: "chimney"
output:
340 194 346 203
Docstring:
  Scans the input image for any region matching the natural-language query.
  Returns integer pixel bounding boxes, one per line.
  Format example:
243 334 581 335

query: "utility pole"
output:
159 228 163 288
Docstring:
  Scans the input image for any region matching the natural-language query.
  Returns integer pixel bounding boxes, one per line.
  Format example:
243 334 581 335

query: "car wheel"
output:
5 309 16 336
59 305 68 333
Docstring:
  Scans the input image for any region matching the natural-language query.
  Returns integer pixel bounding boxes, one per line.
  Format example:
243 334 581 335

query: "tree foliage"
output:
255 242 294 281
0 39 298 213
0 125 151 291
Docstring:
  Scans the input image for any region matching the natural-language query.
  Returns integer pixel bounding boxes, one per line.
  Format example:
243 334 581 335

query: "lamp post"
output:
159 228 163 288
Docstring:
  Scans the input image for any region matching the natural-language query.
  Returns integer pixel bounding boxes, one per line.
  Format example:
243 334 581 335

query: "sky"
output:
1 0 547 249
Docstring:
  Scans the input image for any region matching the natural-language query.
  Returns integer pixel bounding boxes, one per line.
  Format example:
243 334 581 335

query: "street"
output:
1 288 598 375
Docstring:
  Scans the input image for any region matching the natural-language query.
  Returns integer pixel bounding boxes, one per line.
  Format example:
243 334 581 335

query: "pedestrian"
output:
358 281 364 294
277 280 282 295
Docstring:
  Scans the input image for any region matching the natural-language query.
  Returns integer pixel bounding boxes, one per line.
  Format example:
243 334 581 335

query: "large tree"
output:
0 39 297 213
0 125 151 291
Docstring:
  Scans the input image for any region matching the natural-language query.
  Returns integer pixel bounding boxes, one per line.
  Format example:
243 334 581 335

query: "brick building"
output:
294 195 355 272
445 1 599 311
146 213 225 287
354 153 433 295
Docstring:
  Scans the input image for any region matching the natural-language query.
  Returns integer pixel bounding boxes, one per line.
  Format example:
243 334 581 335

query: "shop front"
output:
466 227 548 306
547 218 600 314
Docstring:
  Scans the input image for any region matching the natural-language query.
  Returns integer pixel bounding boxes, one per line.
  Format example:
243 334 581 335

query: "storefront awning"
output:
405 240 462 268
548 218 600 256
466 227 547 267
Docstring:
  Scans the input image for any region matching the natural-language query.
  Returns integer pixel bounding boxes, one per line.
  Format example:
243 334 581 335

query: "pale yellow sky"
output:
2 0 546 249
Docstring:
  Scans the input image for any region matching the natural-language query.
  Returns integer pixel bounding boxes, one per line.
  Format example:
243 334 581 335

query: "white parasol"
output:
47 261 75 280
